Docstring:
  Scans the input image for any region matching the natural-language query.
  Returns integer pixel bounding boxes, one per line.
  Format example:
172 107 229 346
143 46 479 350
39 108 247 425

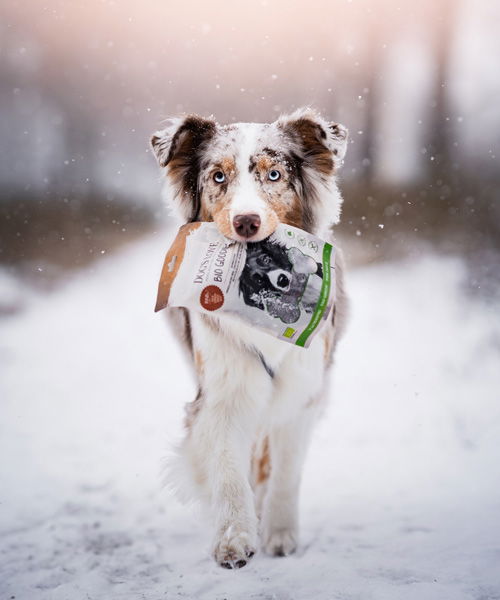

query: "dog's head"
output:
239 240 294 310
150 108 348 242
239 240 321 323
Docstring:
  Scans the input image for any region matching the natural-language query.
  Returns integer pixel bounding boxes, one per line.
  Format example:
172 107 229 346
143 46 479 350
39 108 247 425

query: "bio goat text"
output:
193 243 229 284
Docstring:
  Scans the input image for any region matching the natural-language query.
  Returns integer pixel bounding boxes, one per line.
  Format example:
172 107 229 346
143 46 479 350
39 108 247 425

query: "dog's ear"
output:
150 117 183 168
327 122 349 163
150 115 217 221
276 108 347 227
277 108 348 173
150 115 216 168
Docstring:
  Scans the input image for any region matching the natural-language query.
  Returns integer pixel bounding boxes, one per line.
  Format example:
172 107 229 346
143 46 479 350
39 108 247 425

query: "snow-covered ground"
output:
1 232 499 600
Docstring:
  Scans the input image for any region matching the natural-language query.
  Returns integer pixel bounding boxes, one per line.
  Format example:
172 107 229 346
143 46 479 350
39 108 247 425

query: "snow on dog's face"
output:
150 108 348 241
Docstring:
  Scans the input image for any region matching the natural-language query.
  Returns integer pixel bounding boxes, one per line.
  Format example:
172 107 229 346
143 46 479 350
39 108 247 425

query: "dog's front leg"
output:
193 395 263 568
186 341 272 568
260 343 327 557
261 408 317 557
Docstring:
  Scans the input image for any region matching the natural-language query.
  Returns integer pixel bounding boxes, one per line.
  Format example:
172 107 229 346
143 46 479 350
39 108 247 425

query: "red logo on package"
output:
200 285 224 311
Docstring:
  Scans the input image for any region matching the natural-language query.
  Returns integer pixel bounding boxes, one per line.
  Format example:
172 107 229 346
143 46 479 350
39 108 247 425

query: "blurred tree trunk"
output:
428 0 458 186
359 35 381 185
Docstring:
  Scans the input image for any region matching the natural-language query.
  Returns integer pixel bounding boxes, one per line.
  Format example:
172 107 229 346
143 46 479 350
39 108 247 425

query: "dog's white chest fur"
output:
190 310 329 424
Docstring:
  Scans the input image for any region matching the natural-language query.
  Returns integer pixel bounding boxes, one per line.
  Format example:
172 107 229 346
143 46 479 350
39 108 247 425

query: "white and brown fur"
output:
150 108 349 569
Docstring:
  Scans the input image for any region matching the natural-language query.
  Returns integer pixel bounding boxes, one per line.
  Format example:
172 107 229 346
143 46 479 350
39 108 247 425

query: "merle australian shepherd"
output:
150 108 348 569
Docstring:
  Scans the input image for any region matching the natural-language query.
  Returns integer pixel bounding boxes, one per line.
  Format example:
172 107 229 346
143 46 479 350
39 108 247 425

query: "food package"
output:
155 222 335 348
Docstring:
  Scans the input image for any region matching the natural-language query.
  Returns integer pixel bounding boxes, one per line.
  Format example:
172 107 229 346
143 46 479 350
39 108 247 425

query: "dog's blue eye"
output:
268 169 281 181
213 171 225 183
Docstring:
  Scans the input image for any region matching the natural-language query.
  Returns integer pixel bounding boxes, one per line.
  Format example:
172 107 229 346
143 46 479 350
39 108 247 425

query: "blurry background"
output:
1 0 499 305
2 2 500 597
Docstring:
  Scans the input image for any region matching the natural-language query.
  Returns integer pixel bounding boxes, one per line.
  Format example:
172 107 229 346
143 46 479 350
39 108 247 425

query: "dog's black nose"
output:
233 214 261 239
277 273 289 288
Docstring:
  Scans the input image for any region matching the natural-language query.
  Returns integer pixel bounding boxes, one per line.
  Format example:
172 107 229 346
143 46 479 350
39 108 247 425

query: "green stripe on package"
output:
295 243 333 348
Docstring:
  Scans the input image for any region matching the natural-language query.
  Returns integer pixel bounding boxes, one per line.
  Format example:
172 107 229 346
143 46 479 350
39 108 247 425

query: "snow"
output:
1 232 500 599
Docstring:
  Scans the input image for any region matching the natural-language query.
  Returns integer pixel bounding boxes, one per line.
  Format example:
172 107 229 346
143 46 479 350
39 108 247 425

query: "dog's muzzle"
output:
268 269 291 292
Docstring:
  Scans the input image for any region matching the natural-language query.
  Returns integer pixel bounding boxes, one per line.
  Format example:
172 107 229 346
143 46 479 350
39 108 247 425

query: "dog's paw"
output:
213 525 257 569
262 528 298 557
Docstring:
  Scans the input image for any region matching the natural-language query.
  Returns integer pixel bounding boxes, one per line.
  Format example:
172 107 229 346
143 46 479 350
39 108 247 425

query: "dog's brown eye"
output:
213 171 225 184
268 169 281 181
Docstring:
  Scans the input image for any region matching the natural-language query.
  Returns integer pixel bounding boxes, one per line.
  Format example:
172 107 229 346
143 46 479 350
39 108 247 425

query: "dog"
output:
150 108 349 569
239 240 324 324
